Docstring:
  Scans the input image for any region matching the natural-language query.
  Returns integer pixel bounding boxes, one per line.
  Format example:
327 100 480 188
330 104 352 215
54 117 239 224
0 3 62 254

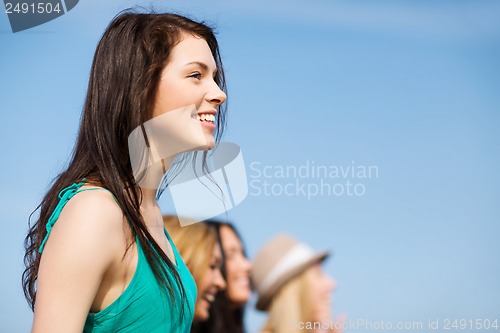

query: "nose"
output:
214 268 226 290
206 81 226 106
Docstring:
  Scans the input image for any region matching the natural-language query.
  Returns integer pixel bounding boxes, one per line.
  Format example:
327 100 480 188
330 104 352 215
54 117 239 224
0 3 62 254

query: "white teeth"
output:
196 114 215 123
204 294 215 302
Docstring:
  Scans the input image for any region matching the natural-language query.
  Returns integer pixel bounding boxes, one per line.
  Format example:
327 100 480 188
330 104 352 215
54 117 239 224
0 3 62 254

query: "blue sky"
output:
1 0 499 332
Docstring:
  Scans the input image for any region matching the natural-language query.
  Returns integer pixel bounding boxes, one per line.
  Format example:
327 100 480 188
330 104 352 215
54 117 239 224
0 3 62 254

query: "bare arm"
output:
32 190 124 333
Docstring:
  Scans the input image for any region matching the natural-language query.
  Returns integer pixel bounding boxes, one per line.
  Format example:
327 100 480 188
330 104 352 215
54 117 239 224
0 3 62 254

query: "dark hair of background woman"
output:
192 220 247 333
22 11 227 322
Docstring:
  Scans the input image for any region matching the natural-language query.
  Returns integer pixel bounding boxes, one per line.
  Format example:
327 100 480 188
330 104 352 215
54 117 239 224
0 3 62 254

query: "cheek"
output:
310 278 324 299
198 273 211 294
156 81 199 114
225 261 236 280
317 279 332 297
224 267 239 293
312 285 322 302
227 283 242 301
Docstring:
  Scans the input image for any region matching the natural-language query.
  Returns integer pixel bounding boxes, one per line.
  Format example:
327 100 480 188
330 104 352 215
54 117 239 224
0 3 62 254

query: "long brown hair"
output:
22 11 228 318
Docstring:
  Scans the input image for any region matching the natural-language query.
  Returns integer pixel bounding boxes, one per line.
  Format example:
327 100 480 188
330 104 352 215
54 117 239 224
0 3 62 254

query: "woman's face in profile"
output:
194 243 226 321
219 225 252 306
151 34 226 151
309 263 336 321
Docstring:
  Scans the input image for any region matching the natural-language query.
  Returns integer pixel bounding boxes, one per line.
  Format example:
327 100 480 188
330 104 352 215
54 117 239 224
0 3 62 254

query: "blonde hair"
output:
163 215 217 286
262 268 315 333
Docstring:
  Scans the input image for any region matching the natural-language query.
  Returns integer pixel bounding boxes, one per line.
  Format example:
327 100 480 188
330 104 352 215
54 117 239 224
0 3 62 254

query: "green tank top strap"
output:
38 178 120 253
76 187 121 206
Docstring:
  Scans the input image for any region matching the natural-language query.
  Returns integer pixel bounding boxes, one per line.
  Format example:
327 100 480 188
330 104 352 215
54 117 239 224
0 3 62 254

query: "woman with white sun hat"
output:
251 234 343 333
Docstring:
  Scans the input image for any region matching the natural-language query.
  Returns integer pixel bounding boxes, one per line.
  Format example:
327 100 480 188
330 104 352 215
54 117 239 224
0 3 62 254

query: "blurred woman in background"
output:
163 215 226 323
251 234 342 333
192 220 252 333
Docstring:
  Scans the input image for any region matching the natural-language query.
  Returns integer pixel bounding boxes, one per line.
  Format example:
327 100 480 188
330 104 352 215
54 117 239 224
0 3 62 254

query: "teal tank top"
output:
39 179 197 333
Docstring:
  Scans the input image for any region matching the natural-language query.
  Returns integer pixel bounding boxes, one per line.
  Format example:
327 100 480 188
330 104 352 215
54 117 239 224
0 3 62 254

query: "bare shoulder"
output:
42 187 128 260
33 188 130 332
60 188 124 230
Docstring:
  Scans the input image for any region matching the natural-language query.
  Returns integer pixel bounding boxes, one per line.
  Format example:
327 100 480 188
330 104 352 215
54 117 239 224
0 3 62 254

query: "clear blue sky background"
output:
1 0 499 332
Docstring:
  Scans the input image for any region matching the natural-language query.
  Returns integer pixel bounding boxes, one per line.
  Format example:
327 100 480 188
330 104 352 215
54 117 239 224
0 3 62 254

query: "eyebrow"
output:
185 61 218 76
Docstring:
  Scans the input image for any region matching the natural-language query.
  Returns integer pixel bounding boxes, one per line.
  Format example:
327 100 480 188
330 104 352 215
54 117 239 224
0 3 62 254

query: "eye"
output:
188 72 202 80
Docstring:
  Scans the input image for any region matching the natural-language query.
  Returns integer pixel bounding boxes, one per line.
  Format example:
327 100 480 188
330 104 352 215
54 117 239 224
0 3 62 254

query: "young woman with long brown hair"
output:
22 11 228 333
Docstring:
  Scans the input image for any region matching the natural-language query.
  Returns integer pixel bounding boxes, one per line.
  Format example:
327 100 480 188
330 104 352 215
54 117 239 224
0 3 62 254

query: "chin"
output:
194 311 209 322
230 293 250 306
205 137 215 150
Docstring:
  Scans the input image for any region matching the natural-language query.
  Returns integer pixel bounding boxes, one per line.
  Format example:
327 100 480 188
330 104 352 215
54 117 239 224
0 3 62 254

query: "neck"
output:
139 187 164 232
140 187 158 209
137 157 174 230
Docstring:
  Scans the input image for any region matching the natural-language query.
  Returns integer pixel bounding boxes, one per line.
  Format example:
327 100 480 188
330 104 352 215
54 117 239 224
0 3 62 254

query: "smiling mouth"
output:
196 114 216 124
203 293 215 303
